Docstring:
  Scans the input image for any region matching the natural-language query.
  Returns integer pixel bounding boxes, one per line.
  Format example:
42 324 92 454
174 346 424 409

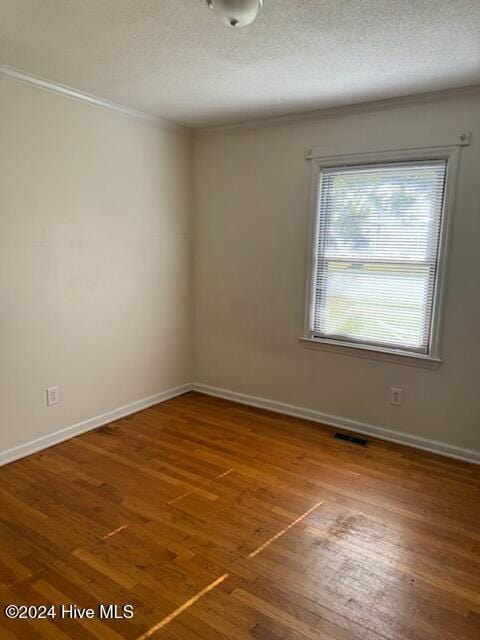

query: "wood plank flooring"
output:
0 391 479 639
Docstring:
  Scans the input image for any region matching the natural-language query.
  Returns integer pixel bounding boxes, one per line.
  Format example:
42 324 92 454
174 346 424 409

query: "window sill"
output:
298 337 443 369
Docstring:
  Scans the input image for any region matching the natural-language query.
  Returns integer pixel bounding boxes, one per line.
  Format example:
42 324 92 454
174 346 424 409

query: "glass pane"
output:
316 261 431 350
323 164 445 263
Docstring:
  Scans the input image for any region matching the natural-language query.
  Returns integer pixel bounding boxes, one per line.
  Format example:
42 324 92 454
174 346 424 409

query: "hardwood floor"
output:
0 391 479 640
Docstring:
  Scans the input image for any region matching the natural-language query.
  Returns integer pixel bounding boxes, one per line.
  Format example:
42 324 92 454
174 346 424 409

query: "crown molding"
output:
0 65 190 135
195 83 480 137
2 64 479 137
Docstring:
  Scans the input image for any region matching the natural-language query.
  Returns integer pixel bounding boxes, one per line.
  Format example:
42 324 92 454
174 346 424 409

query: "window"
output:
305 148 458 362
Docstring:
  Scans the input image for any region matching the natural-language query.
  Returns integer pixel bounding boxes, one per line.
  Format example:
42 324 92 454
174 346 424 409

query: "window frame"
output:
301 143 463 367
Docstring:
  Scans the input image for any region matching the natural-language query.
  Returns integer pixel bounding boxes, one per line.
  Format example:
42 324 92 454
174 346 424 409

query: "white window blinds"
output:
310 160 447 355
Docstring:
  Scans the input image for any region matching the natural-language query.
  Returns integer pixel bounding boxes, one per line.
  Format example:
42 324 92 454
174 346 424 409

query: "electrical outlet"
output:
47 386 59 407
390 387 403 406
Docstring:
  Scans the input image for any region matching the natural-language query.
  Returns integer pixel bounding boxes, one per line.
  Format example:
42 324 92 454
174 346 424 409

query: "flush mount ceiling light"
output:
206 0 263 28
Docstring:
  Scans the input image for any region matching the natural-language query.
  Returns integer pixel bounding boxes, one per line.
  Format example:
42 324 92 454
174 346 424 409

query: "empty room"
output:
1 1 479 639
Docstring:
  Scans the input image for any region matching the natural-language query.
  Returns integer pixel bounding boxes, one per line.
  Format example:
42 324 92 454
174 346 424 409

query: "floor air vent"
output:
332 432 370 447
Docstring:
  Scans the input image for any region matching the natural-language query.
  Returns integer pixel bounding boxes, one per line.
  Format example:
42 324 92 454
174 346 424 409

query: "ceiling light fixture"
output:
205 0 263 28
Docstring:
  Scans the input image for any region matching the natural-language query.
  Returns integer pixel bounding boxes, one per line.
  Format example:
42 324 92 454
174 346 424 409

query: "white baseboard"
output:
0 383 192 467
192 383 480 465
3 381 478 468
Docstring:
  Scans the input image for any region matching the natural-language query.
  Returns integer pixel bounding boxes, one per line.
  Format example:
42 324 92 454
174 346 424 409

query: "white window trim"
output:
300 134 469 368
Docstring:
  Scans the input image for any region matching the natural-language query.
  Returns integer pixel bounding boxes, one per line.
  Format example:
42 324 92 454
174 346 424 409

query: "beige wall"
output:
1 73 479 462
0 75 193 454
193 92 480 455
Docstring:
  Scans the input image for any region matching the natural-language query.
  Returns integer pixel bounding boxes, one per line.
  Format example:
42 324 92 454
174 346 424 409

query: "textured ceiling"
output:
1 0 479 128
